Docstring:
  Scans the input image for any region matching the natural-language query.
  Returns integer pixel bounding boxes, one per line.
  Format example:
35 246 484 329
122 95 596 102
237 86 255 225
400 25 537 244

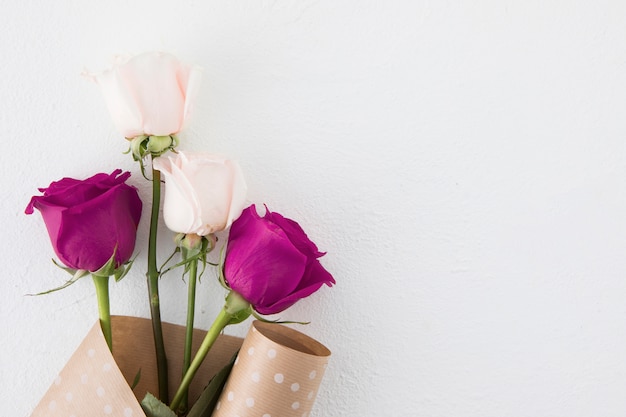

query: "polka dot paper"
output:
29 316 245 417
212 320 331 417
29 321 145 417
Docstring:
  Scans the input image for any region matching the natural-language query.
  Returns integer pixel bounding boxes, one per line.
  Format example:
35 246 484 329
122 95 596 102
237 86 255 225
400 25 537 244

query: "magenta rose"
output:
25 170 142 272
223 205 335 315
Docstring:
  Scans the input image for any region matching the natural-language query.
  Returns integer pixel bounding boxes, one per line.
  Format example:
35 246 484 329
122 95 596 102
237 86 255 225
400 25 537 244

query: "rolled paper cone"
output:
30 318 145 417
29 316 243 417
212 320 331 417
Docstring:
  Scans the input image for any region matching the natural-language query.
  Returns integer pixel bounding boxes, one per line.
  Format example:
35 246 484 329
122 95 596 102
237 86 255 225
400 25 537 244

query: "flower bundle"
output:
26 52 334 417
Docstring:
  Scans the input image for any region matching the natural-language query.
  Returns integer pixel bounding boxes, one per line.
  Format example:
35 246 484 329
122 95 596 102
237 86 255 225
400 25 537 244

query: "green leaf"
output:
140 392 177 417
186 352 238 417
131 368 141 390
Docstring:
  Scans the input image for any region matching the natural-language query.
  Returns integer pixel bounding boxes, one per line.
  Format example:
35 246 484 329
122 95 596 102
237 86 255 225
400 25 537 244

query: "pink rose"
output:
25 170 142 272
153 151 247 236
87 52 202 138
223 205 335 315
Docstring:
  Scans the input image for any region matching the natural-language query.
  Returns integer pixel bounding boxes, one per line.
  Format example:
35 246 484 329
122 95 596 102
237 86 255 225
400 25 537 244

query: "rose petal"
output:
265 210 325 258
154 154 202 234
225 207 307 307
155 152 246 235
58 185 141 271
90 52 202 137
255 259 335 315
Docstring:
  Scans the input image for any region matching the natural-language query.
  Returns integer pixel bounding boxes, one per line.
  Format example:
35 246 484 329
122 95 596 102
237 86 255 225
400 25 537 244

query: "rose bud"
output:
153 151 247 236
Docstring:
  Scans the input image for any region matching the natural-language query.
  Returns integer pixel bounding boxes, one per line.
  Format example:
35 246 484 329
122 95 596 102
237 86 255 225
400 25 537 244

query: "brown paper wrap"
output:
30 315 243 417
212 320 331 417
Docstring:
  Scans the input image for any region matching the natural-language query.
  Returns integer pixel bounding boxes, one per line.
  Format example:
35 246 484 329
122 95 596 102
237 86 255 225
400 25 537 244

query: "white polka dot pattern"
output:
212 320 331 417
29 321 145 417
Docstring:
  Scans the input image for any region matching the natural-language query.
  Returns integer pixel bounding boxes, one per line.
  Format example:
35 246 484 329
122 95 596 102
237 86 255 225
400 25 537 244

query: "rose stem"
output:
170 308 231 411
148 163 169 402
170 292 251 411
92 275 112 351
179 254 199 413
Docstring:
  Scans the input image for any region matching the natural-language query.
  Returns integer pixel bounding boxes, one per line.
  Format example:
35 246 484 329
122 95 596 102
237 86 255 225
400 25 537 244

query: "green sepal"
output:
128 135 178 181
26 268 89 296
161 235 217 278
128 134 179 160
91 250 119 278
128 135 150 162
158 246 181 275
113 254 138 282
89 249 136 282
129 135 148 160
140 392 176 417
251 310 310 326
182 235 216 280
137 153 150 181
160 252 202 276
186 351 238 417
51 258 78 276
217 245 229 290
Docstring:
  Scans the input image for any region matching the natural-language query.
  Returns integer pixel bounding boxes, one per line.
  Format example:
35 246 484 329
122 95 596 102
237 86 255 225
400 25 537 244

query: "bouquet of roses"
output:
26 52 334 417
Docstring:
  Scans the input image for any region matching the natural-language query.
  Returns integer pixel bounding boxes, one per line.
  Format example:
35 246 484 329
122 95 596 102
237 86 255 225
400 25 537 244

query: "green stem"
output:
147 164 169 402
170 308 232 411
179 255 198 413
92 275 112 351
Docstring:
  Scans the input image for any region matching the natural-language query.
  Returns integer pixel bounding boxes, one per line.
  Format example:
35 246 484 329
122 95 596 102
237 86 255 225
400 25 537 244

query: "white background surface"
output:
2 1 626 416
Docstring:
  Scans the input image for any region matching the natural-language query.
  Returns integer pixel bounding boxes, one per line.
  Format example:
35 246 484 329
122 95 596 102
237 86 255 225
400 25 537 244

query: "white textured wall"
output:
3 1 626 416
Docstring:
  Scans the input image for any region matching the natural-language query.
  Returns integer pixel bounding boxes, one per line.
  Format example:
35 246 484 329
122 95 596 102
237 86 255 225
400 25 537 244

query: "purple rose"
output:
223 205 335 315
25 170 142 272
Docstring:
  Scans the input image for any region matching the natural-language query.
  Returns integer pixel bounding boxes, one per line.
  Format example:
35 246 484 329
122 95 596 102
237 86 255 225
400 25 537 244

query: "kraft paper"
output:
29 317 330 417
212 320 331 417
29 316 243 417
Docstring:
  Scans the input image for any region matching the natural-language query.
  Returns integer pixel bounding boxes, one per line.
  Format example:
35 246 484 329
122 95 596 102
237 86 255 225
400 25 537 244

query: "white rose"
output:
153 151 247 236
87 51 202 138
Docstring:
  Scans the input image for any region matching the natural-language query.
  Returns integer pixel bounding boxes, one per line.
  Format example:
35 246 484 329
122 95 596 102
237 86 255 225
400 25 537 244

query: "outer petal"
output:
126 52 186 136
256 259 335 315
224 206 307 308
154 154 201 234
89 52 201 137
266 210 325 258
57 184 141 271
191 157 244 235
28 200 75 268
184 156 231 234
181 63 203 132
32 170 129 210
93 60 145 138
225 160 247 228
